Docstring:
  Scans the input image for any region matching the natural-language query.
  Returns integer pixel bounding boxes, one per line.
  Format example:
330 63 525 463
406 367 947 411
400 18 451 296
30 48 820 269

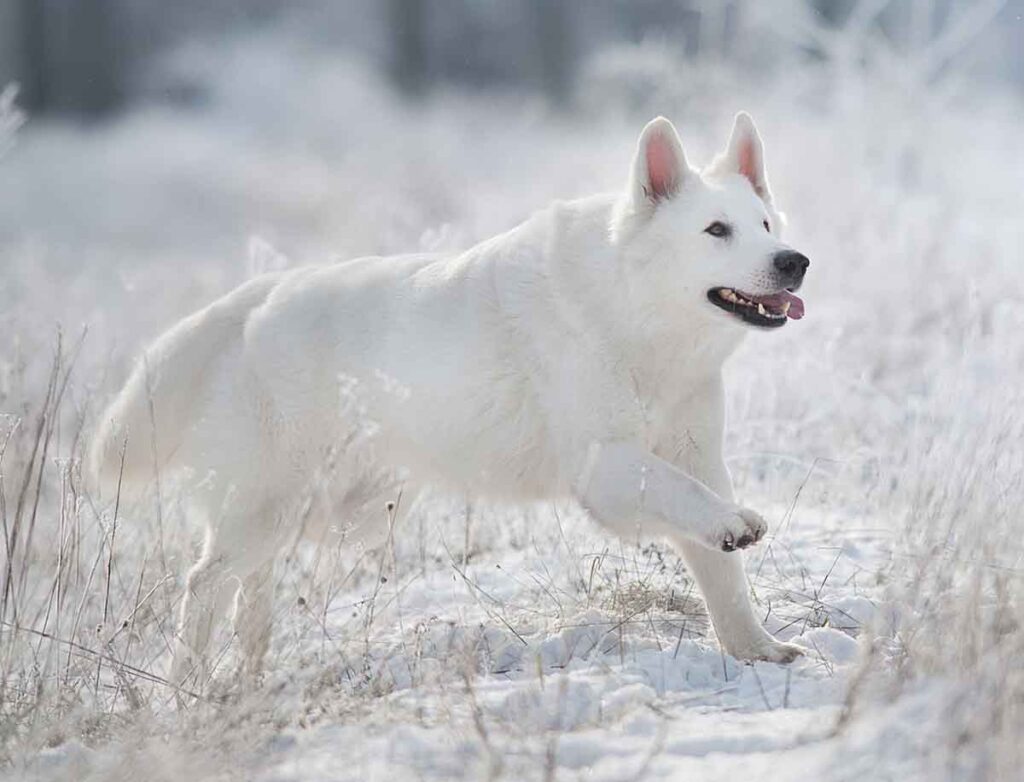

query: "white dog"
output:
90 113 809 686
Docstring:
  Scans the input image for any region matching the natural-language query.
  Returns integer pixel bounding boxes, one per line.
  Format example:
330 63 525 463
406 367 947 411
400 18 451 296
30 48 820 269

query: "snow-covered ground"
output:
2 25 1023 782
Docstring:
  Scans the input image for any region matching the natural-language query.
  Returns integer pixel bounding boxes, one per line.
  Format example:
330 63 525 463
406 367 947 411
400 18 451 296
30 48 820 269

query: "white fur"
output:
90 113 806 686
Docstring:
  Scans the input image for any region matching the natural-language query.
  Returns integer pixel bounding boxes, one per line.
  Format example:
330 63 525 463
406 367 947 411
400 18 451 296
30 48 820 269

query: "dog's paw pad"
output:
716 507 766 552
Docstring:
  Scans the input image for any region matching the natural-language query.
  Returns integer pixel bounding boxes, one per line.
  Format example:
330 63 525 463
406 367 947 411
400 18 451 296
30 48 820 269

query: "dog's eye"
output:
763 220 771 233
704 221 732 239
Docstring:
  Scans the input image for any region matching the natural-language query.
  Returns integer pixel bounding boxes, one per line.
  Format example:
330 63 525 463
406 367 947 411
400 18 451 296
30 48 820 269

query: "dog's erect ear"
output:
710 112 773 203
628 117 691 208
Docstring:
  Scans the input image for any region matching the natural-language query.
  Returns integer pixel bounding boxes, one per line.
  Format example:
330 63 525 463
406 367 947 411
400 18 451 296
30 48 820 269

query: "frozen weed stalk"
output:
842 386 1024 778
0 85 24 158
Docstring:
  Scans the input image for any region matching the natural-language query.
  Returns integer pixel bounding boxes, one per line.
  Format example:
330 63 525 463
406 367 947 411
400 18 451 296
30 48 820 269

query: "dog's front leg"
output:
666 457 803 663
673 537 802 662
575 440 802 663
575 440 767 553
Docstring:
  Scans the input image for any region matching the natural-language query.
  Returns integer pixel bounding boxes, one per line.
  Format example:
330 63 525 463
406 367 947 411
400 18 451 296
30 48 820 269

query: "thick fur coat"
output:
91 114 810 686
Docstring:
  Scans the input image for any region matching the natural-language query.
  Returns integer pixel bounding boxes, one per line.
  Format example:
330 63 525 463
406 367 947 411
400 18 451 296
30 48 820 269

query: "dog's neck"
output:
543 195 745 403
625 318 743 422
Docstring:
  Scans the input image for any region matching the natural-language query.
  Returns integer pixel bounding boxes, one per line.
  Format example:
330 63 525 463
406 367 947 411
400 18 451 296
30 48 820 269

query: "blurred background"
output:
0 1 1020 357
1 1 1022 117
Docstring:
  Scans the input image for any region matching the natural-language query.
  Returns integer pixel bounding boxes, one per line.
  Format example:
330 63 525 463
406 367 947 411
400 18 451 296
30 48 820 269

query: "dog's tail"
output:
88 274 282 504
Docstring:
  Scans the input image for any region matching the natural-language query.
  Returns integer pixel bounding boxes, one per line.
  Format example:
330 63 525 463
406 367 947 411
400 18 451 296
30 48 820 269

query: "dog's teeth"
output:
782 302 791 315
757 303 766 316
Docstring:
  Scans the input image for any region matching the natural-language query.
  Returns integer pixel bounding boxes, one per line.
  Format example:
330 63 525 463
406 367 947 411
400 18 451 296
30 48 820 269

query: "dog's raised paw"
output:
717 507 767 552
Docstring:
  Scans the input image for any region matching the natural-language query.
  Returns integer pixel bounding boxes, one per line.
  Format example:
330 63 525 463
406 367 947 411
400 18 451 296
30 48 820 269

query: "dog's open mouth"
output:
707 287 805 328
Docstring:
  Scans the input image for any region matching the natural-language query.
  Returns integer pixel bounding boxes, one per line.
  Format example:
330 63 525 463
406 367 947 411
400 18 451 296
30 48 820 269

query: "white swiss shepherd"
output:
91 113 810 687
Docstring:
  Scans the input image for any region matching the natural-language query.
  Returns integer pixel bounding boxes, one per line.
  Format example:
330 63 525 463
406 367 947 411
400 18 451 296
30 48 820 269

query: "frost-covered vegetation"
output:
1 3 1022 779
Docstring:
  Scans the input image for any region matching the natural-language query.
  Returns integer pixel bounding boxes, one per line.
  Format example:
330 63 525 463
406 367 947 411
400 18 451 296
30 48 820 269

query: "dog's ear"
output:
628 117 691 208
710 112 773 204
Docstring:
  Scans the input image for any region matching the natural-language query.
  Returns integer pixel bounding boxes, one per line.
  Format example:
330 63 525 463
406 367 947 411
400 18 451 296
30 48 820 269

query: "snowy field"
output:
2 17 1024 782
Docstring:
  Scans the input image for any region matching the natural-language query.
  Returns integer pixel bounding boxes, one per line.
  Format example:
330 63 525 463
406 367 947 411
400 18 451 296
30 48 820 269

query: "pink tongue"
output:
752 290 805 320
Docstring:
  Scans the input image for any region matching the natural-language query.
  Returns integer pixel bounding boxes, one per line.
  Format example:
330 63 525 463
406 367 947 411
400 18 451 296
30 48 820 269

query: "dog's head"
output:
611 114 808 333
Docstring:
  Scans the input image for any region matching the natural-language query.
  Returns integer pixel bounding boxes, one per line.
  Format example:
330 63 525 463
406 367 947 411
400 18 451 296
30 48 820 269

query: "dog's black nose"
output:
773 250 810 282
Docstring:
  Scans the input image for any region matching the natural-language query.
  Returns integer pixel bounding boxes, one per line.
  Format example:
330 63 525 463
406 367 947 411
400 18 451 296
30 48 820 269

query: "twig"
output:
2 620 204 700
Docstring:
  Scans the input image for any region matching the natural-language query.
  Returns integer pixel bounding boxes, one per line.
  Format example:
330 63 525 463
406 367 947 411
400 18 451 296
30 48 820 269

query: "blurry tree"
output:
0 0 44 111
0 84 24 156
389 0 428 97
384 0 578 104
529 0 574 106
812 0 856 25
0 0 123 117
56 0 124 115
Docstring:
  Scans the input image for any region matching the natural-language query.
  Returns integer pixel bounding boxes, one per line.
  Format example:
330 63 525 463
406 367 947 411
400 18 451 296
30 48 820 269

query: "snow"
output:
3 19 1023 782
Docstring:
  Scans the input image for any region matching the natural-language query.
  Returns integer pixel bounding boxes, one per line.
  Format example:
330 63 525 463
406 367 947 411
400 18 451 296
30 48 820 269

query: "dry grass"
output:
836 394 1024 778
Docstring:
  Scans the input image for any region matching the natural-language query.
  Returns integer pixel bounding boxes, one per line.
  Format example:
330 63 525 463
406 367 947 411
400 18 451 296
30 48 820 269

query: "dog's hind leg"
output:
171 503 280 691
171 543 240 691
234 560 275 681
